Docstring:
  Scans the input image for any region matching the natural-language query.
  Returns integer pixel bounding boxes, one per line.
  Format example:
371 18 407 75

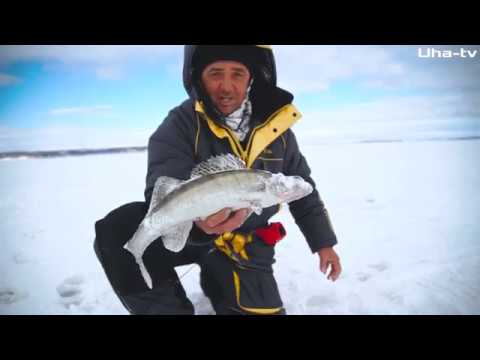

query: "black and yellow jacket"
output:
145 45 337 254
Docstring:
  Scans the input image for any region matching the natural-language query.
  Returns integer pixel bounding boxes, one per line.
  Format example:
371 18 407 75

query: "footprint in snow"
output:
56 275 86 308
368 262 390 272
382 291 404 306
13 252 35 264
356 272 371 282
0 287 29 305
306 295 337 308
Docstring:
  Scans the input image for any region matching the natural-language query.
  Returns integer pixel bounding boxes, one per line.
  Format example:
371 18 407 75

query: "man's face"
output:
201 61 251 116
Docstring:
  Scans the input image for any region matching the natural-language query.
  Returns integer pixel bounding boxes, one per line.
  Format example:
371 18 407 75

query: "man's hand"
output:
195 208 251 235
317 247 342 282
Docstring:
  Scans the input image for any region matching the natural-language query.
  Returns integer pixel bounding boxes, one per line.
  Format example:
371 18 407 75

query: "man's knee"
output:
93 202 197 315
94 201 147 253
121 278 195 315
94 202 155 296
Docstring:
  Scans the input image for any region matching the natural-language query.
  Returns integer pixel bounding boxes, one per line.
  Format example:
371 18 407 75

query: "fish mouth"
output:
281 184 313 203
267 173 313 203
280 192 306 203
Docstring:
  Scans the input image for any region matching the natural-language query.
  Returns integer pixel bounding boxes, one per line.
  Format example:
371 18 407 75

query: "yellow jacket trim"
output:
195 113 201 157
195 101 301 168
256 45 272 50
245 105 300 168
233 271 283 315
214 232 252 261
195 102 245 160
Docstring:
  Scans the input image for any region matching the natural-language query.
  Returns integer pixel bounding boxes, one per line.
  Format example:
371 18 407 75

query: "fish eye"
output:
275 182 288 193
255 182 267 192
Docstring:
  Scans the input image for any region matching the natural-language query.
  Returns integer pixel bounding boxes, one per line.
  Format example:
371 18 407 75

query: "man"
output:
94 45 341 315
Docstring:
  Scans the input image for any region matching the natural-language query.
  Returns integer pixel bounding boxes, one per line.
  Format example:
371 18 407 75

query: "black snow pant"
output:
93 202 285 315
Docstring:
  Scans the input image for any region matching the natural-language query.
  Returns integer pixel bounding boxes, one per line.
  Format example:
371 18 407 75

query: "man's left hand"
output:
317 247 342 282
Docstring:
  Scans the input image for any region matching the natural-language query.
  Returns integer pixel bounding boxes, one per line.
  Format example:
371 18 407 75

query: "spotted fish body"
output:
124 154 313 288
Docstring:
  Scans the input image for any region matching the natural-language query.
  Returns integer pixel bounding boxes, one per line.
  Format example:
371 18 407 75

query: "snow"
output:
1 138 479 314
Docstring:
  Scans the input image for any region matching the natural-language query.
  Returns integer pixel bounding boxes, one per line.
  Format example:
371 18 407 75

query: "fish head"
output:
266 173 313 203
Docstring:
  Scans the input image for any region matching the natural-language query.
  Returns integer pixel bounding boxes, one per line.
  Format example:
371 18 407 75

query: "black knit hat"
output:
192 45 261 79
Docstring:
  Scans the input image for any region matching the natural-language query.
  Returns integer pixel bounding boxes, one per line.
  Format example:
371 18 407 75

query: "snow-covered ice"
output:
0 138 479 314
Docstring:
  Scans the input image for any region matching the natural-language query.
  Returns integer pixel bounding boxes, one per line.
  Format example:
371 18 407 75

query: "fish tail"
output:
137 257 153 289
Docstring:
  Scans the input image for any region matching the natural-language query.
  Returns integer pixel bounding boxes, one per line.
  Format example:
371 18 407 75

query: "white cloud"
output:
2 45 478 92
0 73 21 86
0 45 183 81
0 45 183 66
50 105 113 116
273 45 408 94
95 65 124 80
291 93 480 144
272 45 480 94
299 93 480 125
366 46 480 93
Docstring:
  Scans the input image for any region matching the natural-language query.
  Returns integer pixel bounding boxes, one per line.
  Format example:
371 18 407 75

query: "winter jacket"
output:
145 45 337 253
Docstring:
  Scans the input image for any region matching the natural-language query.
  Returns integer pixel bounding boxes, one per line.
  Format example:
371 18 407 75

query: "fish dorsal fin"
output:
161 221 194 253
190 154 246 179
147 176 183 214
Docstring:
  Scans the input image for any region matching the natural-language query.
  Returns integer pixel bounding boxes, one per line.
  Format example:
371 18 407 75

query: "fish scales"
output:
154 170 270 225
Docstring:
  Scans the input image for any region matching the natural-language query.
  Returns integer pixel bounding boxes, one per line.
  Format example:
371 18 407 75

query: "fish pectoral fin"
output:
252 207 263 215
249 201 263 215
147 176 184 214
161 221 193 253
137 258 153 289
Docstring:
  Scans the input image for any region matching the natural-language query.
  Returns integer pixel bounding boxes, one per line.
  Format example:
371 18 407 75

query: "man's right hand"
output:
195 208 251 235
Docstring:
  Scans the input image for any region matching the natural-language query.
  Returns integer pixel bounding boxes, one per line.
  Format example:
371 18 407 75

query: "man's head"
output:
201 61 251 116
192 46 261 116
184 46 278 106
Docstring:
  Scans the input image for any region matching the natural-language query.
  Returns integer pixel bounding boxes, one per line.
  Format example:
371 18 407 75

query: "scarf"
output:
222 80 253 142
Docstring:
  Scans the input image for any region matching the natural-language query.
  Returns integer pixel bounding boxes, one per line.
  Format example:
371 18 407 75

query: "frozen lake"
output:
1 138 479 314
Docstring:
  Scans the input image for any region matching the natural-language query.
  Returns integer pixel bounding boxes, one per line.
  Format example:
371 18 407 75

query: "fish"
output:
123 153 313 289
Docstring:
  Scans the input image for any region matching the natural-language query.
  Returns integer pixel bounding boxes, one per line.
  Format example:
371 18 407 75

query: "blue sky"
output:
0 45 479 150
0 51 186 129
